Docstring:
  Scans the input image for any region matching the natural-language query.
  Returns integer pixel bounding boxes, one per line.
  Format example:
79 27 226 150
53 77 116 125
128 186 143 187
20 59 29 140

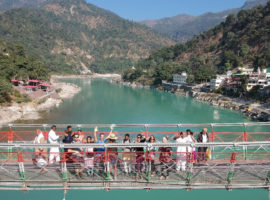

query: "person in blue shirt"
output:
93 126 114 174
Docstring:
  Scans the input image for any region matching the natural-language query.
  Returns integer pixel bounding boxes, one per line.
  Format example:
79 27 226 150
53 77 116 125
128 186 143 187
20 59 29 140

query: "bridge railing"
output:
0 147 270 190
0 122 270 143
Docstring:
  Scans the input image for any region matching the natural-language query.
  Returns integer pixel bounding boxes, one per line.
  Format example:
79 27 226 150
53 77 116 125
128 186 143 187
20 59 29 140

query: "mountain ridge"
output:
0 0 174 73
139 0 268 42
123 2 270 86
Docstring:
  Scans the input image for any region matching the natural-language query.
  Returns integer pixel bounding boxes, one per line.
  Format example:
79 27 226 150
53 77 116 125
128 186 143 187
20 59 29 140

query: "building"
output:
210 74 229 90
238 67 253 75
210 79 223 90
39 83 51 92
247 78 257 91
173 72 187 85
28 80 40 86
263 68 270 79
11 80 19 86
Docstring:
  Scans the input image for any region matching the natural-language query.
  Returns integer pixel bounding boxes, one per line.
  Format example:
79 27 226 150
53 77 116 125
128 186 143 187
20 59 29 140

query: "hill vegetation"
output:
123 2 270 86
0 0 174 73
0 40 49 103
0 0 53 12
140 0 268 42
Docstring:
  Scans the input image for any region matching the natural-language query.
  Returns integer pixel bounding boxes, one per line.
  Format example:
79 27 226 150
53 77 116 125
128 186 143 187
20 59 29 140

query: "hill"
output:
139 0 268 42
0 0 174 73
0 0 53 12
0 40 49 103
123 2 270 85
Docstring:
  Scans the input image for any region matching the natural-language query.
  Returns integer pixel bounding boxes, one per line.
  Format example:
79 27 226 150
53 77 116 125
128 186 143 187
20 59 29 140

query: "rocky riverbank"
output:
191 91 270 121
0 77 81 124
112 78 270 122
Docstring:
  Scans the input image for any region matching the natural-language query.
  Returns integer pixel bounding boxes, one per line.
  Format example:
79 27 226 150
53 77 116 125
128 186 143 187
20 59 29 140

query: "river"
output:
2 78 267 200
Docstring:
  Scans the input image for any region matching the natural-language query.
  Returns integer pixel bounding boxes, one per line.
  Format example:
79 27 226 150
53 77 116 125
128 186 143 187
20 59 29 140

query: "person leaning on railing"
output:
133 134 146 181
107 134 118 180
63 125 74 153
197 128 209 163
68 133 84 179
33 129 46 167
146 135 157 177
85 136 95 176
122 134 132 175
159 137 173 180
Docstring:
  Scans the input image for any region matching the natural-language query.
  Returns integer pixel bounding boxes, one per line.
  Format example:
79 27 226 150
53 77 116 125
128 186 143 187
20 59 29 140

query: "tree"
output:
0 79 11 103
225 14 236 25
240 43 250 58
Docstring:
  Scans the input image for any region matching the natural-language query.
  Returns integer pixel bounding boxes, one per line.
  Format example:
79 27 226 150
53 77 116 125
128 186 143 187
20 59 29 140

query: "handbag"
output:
206 148 211 159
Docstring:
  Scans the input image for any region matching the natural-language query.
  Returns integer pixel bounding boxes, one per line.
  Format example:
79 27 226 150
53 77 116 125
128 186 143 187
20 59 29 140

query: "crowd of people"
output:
32 125 210 180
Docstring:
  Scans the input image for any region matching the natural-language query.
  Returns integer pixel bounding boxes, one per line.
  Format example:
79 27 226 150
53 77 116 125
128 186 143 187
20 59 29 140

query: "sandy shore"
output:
0 77 81 124
0 73 121 124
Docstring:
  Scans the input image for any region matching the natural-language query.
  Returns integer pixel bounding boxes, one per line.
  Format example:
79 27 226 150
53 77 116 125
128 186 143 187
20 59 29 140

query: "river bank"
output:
51 73 121 79
112 78 270 122
0 73 122 124
0 77 81 124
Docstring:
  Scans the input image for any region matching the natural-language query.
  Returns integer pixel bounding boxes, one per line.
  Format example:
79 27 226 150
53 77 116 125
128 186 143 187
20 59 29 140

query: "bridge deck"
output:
0 123 269 190
0 161 269 190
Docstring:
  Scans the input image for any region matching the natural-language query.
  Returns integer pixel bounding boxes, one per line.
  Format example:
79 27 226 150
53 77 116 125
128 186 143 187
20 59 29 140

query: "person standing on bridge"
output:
85 136 95 176
134 134 146 181
94 126 114 174
197 128 209 163
159 137 172 180
32 129 46 166
77 128 85 143
107 134 118 180
146 135 157 177
63 125 74 152
68 133 84 179
186 130 196 162
176 132 187 172
48 125 61 164
122 134 132 175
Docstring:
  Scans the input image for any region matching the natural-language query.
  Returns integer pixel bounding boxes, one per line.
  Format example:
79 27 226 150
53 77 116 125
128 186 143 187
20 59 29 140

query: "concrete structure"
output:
173 72 187 85
263 68 270 79
210 78 223 90
247 76 270 91
238 67 253 75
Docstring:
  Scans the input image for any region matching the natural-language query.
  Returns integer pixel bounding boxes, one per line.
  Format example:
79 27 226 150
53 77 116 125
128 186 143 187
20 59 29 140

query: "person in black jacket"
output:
134 134 146 180
63 125 74 153
197 128 209 162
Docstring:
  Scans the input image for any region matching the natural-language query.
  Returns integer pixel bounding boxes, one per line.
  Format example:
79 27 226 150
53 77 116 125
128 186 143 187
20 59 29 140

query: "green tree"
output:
0 79 11 103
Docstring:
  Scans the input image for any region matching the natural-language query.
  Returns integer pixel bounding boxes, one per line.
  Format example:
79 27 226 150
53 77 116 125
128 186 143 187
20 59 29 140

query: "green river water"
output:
2 78 267 199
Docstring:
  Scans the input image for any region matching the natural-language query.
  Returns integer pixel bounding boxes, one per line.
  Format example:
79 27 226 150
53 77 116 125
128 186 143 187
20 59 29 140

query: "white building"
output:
263 68 270 79
238 67 253 75
173 72 187 85
210 78 223 90
247 78 258 91
247 78 270 91
210 74 228 90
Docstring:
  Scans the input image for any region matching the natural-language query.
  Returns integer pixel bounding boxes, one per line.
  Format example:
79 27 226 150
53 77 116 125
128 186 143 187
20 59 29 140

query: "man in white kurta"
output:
176 132 187 171
48 125 60 164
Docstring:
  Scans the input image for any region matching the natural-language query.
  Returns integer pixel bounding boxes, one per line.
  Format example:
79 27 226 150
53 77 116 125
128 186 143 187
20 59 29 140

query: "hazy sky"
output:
86 0 247 21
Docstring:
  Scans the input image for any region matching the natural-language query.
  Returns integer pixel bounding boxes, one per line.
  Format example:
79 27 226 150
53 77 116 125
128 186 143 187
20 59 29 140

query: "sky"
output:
86 0 247 21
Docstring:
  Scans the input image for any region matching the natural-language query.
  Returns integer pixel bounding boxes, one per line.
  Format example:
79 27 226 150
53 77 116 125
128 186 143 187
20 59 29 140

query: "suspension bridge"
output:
0 123 269 195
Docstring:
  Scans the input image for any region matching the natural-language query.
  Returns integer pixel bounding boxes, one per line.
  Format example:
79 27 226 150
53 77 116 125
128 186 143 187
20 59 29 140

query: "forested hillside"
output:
0 0 53 12
0 40 49 103
124 3 270 85
0 0 174 73
140 0 268 42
